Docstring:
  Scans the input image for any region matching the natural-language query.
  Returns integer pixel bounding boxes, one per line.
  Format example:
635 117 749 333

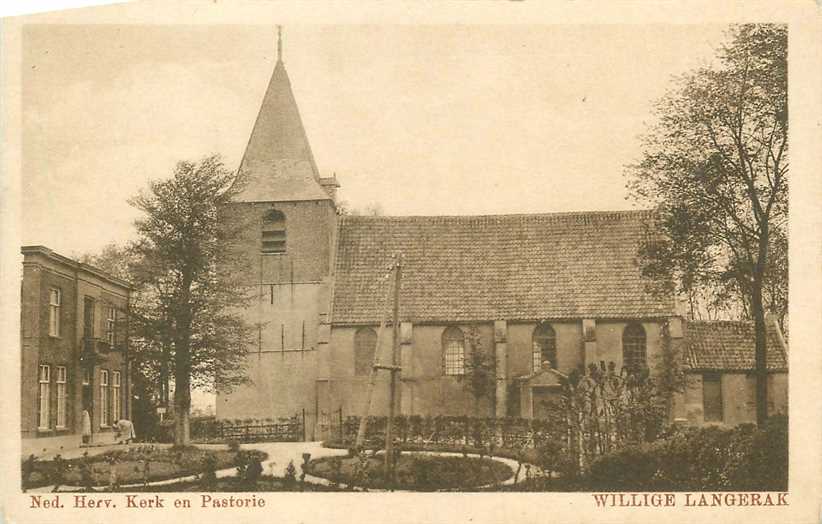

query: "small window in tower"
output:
261 209 286 254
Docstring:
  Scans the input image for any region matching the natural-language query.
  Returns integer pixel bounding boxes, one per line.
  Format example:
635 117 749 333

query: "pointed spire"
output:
277 25 283 63
233 27 327 203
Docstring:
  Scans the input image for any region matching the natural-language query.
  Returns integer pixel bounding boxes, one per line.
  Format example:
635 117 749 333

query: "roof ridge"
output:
689 319 754 326
340 209 655 223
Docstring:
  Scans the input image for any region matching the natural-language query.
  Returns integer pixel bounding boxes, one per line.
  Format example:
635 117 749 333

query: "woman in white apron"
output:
81 410 91 445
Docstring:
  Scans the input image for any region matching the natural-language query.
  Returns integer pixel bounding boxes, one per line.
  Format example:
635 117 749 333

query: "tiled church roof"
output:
331 210 676 323
684 321 788 371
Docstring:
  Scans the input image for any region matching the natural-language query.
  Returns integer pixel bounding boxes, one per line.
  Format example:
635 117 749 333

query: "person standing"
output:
81 409 92 445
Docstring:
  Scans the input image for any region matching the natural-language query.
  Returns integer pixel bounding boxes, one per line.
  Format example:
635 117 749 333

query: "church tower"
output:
216 28 338 434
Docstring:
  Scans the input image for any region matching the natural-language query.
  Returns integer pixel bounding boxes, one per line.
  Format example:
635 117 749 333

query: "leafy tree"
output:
77 242 133 282
128 154 256 445
626 24 787 425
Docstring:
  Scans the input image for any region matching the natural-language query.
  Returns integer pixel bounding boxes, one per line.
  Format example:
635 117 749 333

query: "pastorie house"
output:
212 39 789 438
20 246 132 455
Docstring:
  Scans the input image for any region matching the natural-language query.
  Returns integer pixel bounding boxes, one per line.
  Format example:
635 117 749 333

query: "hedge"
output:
585 415 788 491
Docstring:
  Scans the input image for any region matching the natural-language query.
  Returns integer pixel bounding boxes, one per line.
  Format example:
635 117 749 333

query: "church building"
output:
216 34 788 438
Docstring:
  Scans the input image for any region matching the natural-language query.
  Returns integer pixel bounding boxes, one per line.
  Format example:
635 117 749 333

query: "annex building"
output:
20 246 132 455
216 37 788 438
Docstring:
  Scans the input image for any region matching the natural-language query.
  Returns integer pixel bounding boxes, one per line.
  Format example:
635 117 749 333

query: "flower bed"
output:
22 445 267 490
304 453 513 491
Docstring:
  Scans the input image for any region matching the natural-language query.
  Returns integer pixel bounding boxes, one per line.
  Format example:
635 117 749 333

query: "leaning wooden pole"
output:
354 267 393 449
385 258 402 486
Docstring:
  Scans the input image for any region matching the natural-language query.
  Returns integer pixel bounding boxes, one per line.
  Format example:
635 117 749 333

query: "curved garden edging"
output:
303 450 537 491
26 445 271 493
28 442 541 493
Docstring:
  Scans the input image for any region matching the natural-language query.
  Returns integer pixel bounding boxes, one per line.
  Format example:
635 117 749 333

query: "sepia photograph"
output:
1 2 820 523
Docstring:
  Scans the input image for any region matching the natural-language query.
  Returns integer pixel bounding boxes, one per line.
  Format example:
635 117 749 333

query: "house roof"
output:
20 245 133 291
684 320 788 371
232 58 329 203
331 210 676 323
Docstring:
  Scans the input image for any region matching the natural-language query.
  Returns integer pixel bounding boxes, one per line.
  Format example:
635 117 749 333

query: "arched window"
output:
622 323 647 373
354 327 377 376
442 326 465 376
532 323 557 372
261 209 286 254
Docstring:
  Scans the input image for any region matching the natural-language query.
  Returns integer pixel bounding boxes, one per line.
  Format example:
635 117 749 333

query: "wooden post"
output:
385 259 402 488
354 268 394 449
338 406 343 444
302 408 306 442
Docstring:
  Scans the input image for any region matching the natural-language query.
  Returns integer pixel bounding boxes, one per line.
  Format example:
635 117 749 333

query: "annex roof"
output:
684 320 788 372
331 210 676 324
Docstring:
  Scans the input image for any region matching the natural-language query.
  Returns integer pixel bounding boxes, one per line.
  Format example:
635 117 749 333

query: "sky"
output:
19 24 732 410
21 24 729 259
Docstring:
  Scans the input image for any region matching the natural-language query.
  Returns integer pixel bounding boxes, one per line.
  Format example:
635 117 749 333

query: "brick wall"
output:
321 318 668 421
21 248 131 453
216 199 336 432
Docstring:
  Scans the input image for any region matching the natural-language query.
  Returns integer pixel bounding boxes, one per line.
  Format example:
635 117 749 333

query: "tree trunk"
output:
173 292 193 446
752 228 770 427
159 349 169 407
174 350 191 446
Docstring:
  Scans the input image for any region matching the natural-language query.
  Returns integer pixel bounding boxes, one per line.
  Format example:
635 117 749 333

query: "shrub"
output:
284 461 297 487
587 444 659 490
199 456 217 491
585 416 788 491
244 456 263 487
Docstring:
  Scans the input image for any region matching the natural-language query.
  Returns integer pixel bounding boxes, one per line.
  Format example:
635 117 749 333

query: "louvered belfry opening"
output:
261 209 286 254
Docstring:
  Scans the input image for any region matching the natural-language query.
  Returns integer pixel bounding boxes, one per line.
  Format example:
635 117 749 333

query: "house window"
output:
106 306 116 346
354 327 378 376
532 323 557 372
37 365 50 430
100 370 109 427
702 373 723 422
622 323 647 373
443 327 465 376
261 209 286 254
82 367 91 386
48 288 61 337
112 371 121 421
55 366 67 429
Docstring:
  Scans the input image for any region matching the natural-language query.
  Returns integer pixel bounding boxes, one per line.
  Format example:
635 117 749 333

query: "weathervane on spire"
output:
277 25 283 62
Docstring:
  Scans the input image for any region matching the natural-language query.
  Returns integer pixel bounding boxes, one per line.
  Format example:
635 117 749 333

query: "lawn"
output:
305 453 513 491
23 445 267 489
